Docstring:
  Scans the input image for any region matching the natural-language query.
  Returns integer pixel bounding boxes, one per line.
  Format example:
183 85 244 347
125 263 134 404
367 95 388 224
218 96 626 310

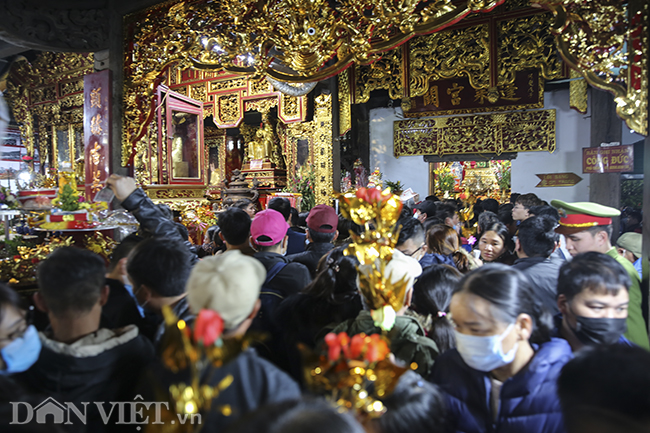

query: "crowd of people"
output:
0 174 648 433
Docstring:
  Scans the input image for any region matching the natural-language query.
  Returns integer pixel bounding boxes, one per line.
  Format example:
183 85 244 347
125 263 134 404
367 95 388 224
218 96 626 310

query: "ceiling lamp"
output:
163 0 505 82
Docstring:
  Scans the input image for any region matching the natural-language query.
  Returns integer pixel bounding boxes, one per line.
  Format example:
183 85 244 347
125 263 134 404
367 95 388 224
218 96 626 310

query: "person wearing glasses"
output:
396 217 427 262
511 193 544 222
0 283 41 374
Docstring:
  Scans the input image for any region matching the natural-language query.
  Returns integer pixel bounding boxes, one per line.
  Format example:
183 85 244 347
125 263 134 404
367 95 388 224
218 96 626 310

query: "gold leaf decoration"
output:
393 109 556 157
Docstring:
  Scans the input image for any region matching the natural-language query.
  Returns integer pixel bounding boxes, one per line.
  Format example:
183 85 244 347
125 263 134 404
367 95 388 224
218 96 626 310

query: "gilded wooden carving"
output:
533 0 648 135
131 0 503 83
244 99 278 117
134 119 159 186
280 94 333 204
216 94 242 126
393 109 556 157
5 52 92 157
409 24 491 98
249 79 274 96
354 48 404 104
209 78 248 93
312 94 334 204
353 3 566 117
123 23 309 166
190 83 208 102
279 94 301 121
144 186 207 200
569 69 587 114
497 13 563 85
338 68 352 136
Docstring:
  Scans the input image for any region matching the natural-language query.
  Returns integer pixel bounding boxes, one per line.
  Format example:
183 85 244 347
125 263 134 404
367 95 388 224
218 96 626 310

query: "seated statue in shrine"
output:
209 161 220 185
248 124 275 161
171 135 189 178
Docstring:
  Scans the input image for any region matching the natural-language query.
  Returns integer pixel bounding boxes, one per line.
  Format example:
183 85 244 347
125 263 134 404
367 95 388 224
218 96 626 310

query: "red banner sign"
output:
84 70 111 201
535 172 582 188
582 145 634 174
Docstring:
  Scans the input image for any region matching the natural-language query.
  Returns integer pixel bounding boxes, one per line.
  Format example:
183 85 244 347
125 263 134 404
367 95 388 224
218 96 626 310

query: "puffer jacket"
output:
429 338 572 433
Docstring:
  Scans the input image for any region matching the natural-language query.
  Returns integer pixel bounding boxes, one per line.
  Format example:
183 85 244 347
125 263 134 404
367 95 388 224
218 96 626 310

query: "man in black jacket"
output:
511 215 563 314
250 209 311 296
286 204 339 277
19 247 154 432
106 175 196 346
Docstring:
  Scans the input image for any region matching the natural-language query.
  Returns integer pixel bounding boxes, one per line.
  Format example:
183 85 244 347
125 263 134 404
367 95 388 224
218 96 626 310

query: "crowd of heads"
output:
0 183 646 433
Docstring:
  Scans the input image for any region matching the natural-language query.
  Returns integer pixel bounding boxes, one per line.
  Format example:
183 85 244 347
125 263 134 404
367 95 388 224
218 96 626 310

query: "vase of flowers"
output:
434 164 455 197
493 160 511 193
0 186 18 210
284 166 316 212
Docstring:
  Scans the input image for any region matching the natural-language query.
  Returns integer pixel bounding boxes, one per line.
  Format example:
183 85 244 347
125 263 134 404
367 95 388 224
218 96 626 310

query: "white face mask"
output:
454 323 518 372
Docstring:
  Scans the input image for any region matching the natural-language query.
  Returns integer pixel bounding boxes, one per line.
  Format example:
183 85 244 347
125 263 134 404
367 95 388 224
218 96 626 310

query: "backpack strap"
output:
264 261 288 286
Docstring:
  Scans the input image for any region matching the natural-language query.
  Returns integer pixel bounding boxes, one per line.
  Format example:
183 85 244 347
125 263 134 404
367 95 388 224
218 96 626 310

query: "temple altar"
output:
125 56 333 210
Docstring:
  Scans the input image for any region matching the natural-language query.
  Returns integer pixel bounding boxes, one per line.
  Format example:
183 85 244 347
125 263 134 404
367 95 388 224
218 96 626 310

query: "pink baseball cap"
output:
306 204 339 233
250 209 290 246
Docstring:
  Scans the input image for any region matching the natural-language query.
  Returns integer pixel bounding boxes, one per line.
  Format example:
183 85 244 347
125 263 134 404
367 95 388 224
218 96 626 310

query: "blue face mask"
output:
454 323 518 372
124 284 145 318
1 325 42 374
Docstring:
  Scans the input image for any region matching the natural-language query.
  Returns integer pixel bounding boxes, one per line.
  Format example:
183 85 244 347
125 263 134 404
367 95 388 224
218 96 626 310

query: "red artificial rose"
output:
350 334 365 359
325 333 338 345
338 332 351 358
356 187 385 204
367 187 384 204
366 334 390 363
325 332 341 361
366 340 379 362
193 309 224 346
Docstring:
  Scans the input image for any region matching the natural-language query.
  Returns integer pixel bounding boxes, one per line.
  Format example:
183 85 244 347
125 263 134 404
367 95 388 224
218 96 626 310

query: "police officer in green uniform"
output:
551 200 649 349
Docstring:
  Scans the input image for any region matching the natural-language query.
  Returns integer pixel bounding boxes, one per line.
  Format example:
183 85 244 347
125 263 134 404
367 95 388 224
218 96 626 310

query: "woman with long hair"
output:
409 264 462 353
430 264 572 433
425 224 476 273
